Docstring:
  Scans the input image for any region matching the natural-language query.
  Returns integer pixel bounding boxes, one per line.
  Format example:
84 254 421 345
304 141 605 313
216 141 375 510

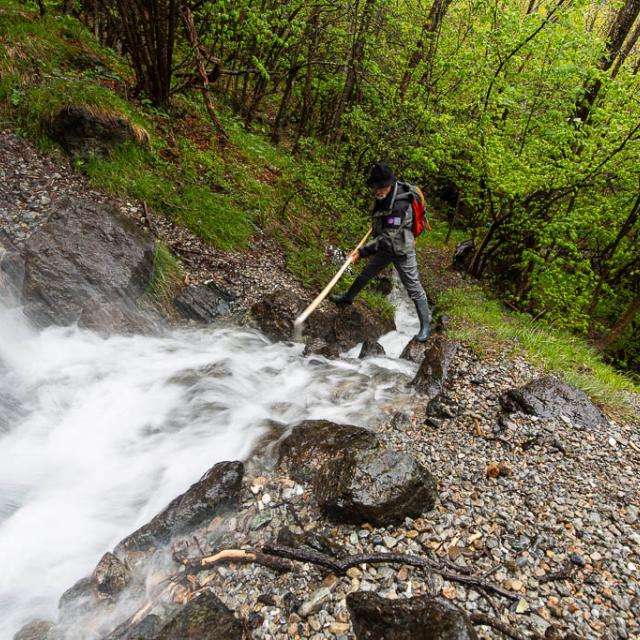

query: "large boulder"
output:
500 375 607 428
249 289 303 342
313 449 437 526
48 105 149 160
174 282 232 323
104 592 241 640
20 197 156 332
153 591 242 640
103 614 164 640
250 290 394 348
114 461 243 557
347 593 478 640
277 420 378 483
12 620 61 640
411 336 459 400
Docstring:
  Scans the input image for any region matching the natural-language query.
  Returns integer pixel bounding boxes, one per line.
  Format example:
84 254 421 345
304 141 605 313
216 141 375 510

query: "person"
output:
331 161 431 342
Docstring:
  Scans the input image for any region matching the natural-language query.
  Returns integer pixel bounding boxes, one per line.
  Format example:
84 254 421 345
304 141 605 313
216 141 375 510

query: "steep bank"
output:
1 122 639 640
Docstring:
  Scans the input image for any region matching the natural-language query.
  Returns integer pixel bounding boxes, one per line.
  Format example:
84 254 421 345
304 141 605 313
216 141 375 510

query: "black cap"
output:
366 162 395 188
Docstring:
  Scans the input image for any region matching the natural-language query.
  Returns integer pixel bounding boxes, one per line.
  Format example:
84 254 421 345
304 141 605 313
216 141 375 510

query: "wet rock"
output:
93 552 132 601
114 461 243 556
400 338 426 363
153 590 242 639
13 620 61 640
48 105 149 160
249 289 304 341
314 449 437 526
103 615 164 640
359 340 386 359
347 593 478 639
251 291 394 348
277 420 378 483
58 576 94 623
411 336 459 400
328 301 394 351
20 197 156 333
174 282 232 323
500 375 607 428
303 337 340 359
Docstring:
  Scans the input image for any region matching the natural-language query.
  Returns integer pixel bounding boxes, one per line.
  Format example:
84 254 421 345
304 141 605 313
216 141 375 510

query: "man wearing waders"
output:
332 162 431 342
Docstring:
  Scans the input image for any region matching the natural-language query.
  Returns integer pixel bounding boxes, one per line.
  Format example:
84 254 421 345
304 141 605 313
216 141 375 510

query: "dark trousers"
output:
359 250 427 302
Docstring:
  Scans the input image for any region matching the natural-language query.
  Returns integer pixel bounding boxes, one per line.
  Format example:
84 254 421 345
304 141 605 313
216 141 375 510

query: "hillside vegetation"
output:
1 0 639 411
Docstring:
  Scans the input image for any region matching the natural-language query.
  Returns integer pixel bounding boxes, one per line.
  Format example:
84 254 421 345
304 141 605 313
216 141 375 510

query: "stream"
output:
0 288 419 638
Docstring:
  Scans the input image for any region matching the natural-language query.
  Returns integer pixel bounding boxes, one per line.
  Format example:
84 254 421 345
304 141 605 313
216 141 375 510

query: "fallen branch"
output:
184 548 293 587
262 543 520 601
470 612 544 640
538 560 574 584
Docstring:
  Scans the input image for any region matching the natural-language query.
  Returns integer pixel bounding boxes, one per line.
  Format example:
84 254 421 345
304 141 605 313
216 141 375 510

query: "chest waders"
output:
332 185 431 342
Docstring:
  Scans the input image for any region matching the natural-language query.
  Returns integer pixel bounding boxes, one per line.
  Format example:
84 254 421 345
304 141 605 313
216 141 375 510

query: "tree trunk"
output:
398 0 453 99
576 0 640 123
329 0 376 144
271 53 300 144
587 192 640 318
115 0 178 106
296 6 321 145
598 294 640 350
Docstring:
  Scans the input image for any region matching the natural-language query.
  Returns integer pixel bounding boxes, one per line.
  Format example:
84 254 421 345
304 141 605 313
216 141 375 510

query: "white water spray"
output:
0 286 419 639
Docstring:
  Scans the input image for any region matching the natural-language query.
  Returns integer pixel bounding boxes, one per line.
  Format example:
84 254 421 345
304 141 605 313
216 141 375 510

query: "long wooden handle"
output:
294 228 372 329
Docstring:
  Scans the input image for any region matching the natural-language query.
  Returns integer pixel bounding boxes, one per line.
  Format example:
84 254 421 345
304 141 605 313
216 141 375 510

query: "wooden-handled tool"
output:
294 228 372 341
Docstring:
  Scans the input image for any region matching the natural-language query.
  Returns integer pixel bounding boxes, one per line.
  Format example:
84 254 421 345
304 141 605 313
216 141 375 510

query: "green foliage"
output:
144 241 184 310
437 284 640 416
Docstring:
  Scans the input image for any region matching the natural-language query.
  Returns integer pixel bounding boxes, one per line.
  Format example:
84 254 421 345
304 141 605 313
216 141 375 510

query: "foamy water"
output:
0 288 419 638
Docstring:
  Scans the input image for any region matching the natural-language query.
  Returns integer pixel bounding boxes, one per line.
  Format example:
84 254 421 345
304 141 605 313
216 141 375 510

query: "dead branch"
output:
538 560 574 584
470 612 544 640
262 543 520 601
179 5 228 144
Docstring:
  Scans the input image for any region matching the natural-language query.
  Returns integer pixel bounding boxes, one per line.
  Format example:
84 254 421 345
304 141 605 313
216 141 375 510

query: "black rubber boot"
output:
331 275 368 305
414 297 431 342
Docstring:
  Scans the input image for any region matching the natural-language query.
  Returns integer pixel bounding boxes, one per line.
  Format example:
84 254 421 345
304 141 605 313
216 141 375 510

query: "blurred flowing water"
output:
0 286 419 638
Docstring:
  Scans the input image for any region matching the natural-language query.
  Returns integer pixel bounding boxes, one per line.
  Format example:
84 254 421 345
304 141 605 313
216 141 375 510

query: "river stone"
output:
12 620 61 640
347 593 478 640
174 282 232 323
411 336 459 400
359 340 386 359
303 337 340 359
400 338 426 363
114 461 243 556
153 590 242 639
93 552 132 601
20 197 156 333
314 449 437 526
500 375 607 428
277 420 378 483
48 105 149 160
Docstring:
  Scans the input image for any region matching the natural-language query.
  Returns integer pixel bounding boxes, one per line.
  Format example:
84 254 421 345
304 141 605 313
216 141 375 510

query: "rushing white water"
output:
0 287 419 639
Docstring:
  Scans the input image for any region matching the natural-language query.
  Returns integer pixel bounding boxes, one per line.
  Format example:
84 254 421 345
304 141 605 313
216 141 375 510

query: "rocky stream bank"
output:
1 130 639 640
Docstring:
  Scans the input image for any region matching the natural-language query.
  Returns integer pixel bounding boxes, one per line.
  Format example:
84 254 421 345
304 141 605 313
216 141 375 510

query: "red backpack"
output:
407 184 430 238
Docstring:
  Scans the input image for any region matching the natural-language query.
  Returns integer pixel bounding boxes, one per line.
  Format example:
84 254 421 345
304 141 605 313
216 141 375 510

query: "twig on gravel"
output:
469 612 544 640
262 543 520 601
538 560 574 584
